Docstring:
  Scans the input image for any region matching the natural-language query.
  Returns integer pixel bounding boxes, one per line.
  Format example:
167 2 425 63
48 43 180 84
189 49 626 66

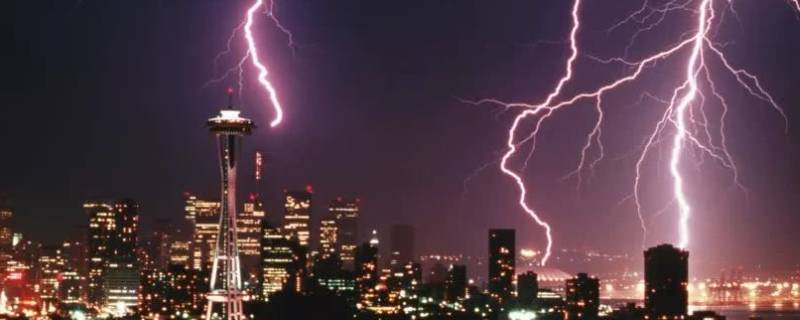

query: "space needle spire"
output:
205 89 255 320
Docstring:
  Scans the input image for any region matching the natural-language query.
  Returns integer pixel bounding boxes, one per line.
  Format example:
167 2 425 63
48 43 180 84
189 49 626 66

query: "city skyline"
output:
3 3 800 316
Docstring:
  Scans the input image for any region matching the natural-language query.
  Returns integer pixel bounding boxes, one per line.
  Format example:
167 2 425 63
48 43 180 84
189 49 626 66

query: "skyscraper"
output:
283 189 312 247
331 198 359 268
565 273 599 320
444 264 467 302
645 244 689 319
517 271 538 306
112 199 139 260
0 206 12 253
204 97 254 320
185 194 221 270
319 209 338 259
85 201 116 306
169 240 192 267
389 224 415 269
238 193 265 274
488 229 515 302
354 238 379 306
103 261 139 317
260 223 305 299
36 245 66 312
85 199 140 309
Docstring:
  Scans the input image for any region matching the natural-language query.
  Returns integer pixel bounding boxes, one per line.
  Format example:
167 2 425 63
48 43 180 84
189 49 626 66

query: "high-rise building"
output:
85 201 116 306
444 264 467 302
169 240 192 267
644 244 689 319
313 255 356 296
59 271 83 304
389 224 415 269
59 239 85 304
260 224 304 299
565 273 599 320
103 261 139 317
238 193 265 275
185 194 221 271
517 271 538 306
261 221 296 300
85 199 140 313
354 235 379 307
331 198 359 268
319 209 338 259
283 189 312 247
36 245 66 312
0 206 12 253
141 219 172 270
112 199 139 260
488 229 515 302
204 98 254 320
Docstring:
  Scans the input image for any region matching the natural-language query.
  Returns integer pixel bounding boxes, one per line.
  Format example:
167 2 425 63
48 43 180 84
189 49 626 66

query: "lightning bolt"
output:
207 0 293 127
464 0 788 264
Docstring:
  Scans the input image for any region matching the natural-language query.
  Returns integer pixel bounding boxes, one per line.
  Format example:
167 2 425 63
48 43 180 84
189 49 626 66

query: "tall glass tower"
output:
205 94 254 320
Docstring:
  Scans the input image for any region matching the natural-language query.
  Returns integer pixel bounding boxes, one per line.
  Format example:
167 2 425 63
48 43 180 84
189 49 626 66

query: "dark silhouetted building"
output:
331 198 359 269
488 229 515 301
261 223 306 299
445 264 467 302
645 244 689 319
517 271 538 306
565 273 599 320
389 224 415 269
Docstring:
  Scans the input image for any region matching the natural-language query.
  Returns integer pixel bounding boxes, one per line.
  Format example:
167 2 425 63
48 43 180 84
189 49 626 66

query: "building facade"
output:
283 190 312 247
565 273 599 320
331 198 359 268
488 229 515 302
644 244 689 319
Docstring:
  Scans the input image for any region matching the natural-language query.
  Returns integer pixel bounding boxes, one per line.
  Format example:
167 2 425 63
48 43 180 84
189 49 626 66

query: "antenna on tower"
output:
226 87 235 109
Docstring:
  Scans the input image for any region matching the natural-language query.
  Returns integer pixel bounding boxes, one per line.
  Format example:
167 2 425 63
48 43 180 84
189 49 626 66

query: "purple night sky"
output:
3 0 800 277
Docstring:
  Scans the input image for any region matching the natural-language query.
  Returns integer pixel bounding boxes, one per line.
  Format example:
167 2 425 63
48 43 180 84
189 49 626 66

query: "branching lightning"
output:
464 0 788 265
207 0 293 127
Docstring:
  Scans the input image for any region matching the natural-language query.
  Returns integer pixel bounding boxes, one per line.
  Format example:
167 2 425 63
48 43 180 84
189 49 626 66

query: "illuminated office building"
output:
0 206 12 252
260 223 306 299
330 198 359 268
238 193 265 274
488 229 515 302
85 199 140 308
319 210 338 259
355 232 379 299
169 240 192 267
85 201 116 306
185 194 221 270
565 273 599 320
59 270 83 304
103 261 139 317
283 189 312 247
36 245 66 312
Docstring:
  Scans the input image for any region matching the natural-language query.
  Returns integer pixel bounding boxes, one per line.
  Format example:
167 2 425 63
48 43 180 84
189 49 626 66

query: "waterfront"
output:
693 306 800 319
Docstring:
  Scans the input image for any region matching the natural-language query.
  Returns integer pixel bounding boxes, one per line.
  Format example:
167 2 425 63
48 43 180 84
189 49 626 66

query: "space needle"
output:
205 89 254 320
